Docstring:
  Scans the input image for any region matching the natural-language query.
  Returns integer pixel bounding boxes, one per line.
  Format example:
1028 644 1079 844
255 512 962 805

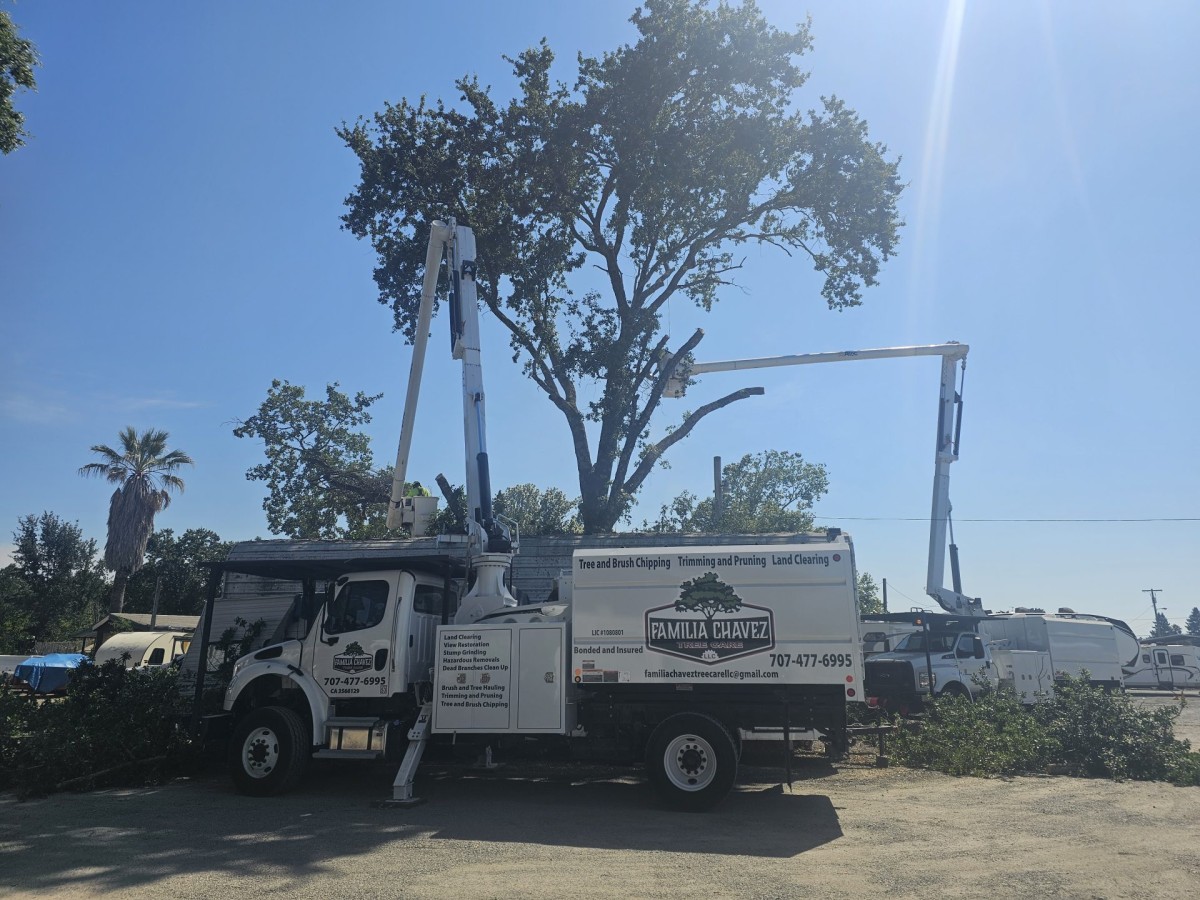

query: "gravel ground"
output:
1 692 1197 900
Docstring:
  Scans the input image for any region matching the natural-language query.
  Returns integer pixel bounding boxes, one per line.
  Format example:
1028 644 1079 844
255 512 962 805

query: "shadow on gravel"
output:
0 759 842 894
409 761 842 857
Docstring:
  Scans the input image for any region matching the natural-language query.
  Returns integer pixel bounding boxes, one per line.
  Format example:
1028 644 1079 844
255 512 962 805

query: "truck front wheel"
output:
646 713 737 812
940 682 971 700
228 705 311 797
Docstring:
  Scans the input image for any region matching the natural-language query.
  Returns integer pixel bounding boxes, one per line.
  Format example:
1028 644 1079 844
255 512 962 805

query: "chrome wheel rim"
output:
242 726 280 779
664 733 716 792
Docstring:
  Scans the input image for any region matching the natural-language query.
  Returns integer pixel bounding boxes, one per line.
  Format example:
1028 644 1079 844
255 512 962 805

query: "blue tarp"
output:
12 653 89 693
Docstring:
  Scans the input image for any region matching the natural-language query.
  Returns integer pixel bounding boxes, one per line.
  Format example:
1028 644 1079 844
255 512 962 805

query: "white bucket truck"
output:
864 611 1139 708
211 221 863 810
213 535 862 810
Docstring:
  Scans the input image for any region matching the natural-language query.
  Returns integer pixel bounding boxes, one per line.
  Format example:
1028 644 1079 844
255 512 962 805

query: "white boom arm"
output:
663 340 981 616
387 222 452 529
387 220 513 558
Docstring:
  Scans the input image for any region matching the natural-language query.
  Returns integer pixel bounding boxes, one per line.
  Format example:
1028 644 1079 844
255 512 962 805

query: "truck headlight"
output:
919 671 936 689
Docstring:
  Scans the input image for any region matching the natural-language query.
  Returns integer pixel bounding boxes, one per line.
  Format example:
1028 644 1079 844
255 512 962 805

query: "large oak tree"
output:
340 0 902 532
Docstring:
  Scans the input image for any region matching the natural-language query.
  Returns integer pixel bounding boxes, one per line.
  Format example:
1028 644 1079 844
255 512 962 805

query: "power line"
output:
815 516 1199 523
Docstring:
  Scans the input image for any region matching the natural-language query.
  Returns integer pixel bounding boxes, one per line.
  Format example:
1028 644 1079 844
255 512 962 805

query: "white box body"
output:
570 541 863 690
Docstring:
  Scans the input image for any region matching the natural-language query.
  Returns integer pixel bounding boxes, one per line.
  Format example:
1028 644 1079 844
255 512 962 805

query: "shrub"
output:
0 660 196 799
1032 675 1193 782
890 674 1200 786
890 683 1058 776
1167 750 1200 787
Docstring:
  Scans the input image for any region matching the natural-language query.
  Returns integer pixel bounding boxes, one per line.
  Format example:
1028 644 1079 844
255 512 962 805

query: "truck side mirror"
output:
321 617 339 646
974 639 985 659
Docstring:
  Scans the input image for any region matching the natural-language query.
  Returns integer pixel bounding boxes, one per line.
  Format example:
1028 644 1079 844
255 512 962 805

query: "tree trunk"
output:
109 570 130 614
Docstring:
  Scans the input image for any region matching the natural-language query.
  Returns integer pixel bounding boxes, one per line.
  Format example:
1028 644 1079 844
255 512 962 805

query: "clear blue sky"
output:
3 1 1198 635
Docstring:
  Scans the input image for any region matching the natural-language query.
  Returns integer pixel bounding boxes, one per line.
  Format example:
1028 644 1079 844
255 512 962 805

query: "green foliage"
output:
1151 611 1182 638
1031 676 1190 782
644 450 829 533
3 513 107 652
0 11 38 155
492 483 582 536
1186 607 1200 635
0 661 194 799
340 0 901 533
234 379 586 540
0 571 34 653
233 380 399 539
80 427 194 613
122 528 232 617
857 571 884 615
890 675 1200 786
890 683 1058 777
429 481 581 537
675 572 742 619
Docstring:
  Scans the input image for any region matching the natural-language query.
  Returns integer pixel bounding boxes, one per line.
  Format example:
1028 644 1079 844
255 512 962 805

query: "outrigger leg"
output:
375 703 431 808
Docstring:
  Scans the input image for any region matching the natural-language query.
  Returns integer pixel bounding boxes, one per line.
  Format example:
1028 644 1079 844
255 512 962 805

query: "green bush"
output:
1032 676 1192 782
0 660 196 799
890 683 1058 776
1167 750 1200 787
890 675 1200 786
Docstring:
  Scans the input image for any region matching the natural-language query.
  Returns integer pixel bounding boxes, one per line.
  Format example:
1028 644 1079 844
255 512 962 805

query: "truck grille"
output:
865 659 917 696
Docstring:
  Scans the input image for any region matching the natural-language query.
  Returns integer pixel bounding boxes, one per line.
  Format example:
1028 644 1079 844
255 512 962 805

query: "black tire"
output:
228 705 311 797
645 713 738 812
940 682 970 700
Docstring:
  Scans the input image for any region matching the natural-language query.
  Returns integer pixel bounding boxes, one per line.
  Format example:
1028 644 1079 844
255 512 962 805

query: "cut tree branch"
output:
621 386 765 497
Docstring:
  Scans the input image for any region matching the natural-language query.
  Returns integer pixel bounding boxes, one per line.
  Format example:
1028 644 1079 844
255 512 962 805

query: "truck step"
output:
323 716 382 728
324 717 388 754
313 749 383 761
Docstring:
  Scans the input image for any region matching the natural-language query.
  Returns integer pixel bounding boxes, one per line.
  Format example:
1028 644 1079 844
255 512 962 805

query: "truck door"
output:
403 581 444 688
955 633 987 685
311 571 411 700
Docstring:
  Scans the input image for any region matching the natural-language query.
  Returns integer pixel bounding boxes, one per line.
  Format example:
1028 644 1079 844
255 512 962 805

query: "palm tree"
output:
80 427 194 613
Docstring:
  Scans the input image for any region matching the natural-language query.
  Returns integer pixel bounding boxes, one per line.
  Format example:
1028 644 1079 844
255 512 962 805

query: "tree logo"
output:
644 572 775 664
333 640 374 674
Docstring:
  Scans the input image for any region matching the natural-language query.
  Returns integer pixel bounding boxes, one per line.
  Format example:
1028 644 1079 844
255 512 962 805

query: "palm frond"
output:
159 474 187 494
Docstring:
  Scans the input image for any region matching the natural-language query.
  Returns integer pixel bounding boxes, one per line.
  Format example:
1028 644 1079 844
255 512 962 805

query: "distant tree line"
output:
1 513 230 654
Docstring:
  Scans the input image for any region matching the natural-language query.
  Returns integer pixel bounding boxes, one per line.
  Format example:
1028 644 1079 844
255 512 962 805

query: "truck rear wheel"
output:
646 713 737 812
228 705 310 797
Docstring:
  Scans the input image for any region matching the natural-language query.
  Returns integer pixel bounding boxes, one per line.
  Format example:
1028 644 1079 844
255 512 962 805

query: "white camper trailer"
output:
1123 645 1200 690
94 631 190 669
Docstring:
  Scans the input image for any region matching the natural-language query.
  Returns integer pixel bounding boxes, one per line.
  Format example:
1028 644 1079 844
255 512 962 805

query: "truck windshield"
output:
893 632 958 653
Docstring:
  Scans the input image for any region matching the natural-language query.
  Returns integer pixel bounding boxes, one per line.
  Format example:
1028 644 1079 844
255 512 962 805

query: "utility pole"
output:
713 456 723 532
151 576 162 629
1143 588 1164 683
1143 588 1164 637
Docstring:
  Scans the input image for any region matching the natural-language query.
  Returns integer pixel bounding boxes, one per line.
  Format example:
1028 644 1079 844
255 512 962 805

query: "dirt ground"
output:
1 691 1197 900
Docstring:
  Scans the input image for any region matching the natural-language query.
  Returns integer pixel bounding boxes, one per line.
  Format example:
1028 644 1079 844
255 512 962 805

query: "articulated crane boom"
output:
663 340 981 616
386 220 516 624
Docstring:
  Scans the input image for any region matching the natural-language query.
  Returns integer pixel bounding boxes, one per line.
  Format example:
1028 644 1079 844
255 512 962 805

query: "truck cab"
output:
865 627 989 707
221 564 452 795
